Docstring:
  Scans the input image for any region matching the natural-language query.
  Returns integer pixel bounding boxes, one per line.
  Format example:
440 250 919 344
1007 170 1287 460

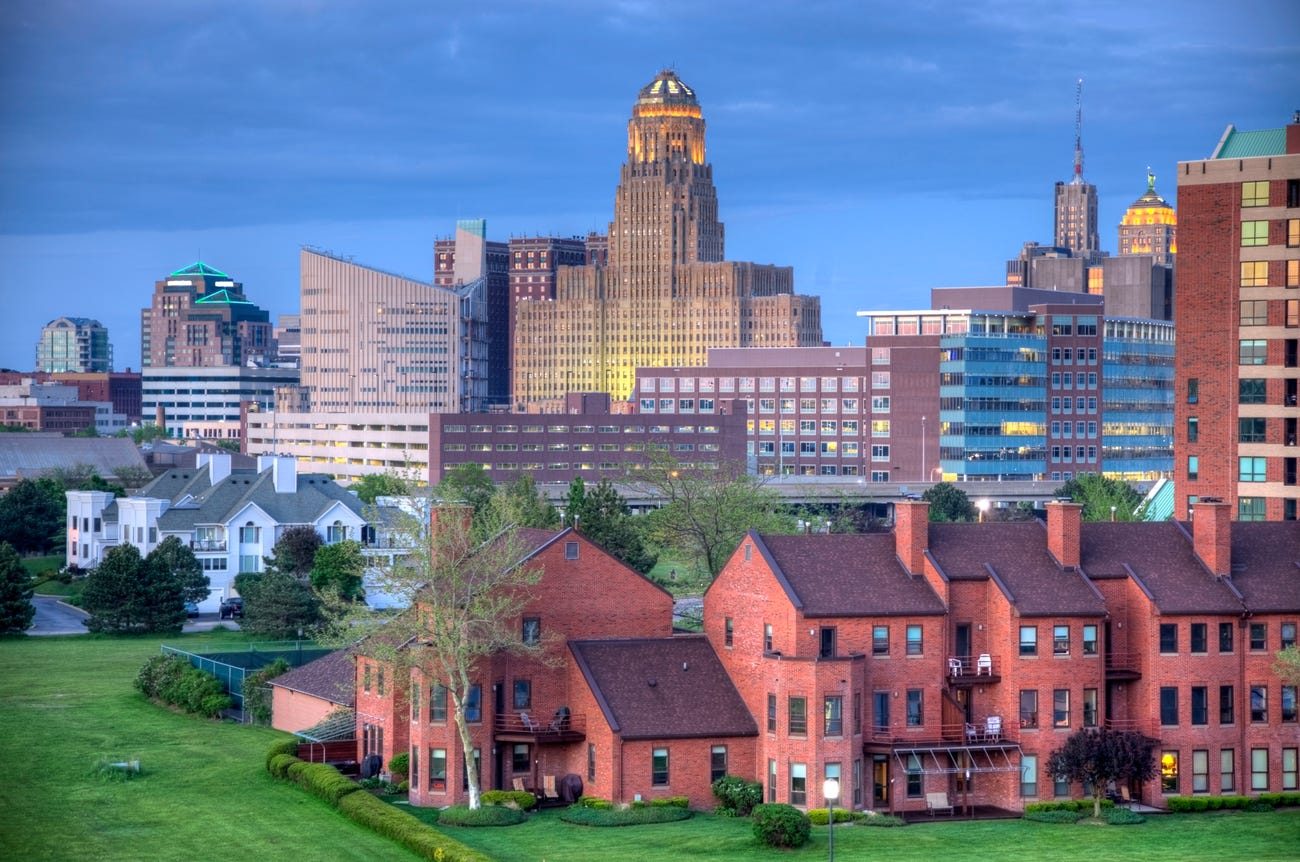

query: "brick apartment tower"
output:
1175 113 1300 521
141 262 274 368
512 70 822 407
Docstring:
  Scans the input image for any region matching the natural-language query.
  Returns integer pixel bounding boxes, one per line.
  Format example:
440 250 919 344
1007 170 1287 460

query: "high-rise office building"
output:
513 70 821 406
140 262 274 368
1118 170 1177 264
36 317 111 373
1175 114 1300 522
1053 81 1102 262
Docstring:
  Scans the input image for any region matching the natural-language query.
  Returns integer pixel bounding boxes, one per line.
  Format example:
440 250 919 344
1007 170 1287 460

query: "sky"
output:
1 0 1298 372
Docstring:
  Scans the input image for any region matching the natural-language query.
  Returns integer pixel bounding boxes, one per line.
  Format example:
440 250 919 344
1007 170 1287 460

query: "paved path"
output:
29 595 89 635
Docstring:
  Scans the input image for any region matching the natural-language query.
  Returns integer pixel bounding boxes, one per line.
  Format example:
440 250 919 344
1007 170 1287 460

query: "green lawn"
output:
2 634 1297 862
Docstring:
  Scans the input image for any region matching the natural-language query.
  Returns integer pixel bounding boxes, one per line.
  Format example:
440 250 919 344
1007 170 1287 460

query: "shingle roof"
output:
1081 522 1242 614
569 637 757 740
0 435 148 482
152 468 365 532
1229 522 1300 613
269 649 356 705
928 522 1106 617
754 532 946 617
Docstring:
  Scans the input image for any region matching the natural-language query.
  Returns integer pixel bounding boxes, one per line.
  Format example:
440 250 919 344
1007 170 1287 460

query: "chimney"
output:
1192 500 1232 576
257 454 297 494
1045 501 1082 569
430 503 475 561
198 452 231 485
894 500 929 575
1287 110 1300 155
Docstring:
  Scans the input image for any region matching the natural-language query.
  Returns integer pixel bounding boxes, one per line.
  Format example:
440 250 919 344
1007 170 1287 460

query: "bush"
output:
286 760 312 783
338 791 493 861
481 789 536 809
577 795 614 810
1024 799 1114 813
711 775 762 817
558 804 693 827
858 813 906 827
751 803 811 848
135 654 187 699
1025 809 1083 823
437 805 527 827
1244 800 1274 812
297 762 362 805
1105 807 1146 825
135 654 231 718
264 737 300 771
387 752 409 780
650 796 689 808
806 808 855 825
268 753 300 779
242 657 291 725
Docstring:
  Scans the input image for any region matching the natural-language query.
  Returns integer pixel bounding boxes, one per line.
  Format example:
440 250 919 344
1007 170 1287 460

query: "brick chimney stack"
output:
1045 501 1083 569
1192 500 1232 576
894 500 930 575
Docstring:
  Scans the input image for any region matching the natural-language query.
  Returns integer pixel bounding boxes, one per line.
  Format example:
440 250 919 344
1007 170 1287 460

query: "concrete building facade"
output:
36 317 112 373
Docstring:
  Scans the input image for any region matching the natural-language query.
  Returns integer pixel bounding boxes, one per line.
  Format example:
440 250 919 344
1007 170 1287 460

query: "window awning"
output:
890 743 1023 775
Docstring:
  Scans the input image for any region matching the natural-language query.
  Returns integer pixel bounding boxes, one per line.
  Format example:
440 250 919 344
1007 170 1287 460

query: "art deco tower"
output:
1053 80 1102 261
1118 170 1177 264
513 71 821 405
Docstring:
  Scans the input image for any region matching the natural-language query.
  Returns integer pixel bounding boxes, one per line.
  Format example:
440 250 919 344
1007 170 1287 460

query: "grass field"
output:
2 634 1297 862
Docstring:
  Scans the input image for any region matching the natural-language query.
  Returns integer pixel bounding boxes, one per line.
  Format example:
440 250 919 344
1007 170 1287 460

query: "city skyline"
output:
2 0 1297 372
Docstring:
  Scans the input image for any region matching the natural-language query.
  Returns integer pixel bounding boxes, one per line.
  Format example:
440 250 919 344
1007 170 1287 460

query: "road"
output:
27 596 240 635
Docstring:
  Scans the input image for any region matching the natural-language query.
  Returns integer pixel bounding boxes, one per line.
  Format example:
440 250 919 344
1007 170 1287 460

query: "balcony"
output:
494 709 586 744
868 719 1017 748
1104 651 1141 681
191 539 228 552
947 654 1001 685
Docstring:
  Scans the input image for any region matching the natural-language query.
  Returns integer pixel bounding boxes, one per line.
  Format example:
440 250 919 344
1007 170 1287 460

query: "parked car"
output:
184 602 200 618
219 597 244 619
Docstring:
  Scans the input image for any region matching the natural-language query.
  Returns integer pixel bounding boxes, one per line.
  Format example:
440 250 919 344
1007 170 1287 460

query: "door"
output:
819 627 836 658
873 755 889 808
955 623 972 663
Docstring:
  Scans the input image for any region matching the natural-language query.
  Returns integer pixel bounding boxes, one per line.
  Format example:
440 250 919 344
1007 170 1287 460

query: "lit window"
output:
1241 220 1269 247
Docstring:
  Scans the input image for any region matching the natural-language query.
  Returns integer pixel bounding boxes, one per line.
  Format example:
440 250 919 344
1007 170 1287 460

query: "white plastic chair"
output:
977 654 993 675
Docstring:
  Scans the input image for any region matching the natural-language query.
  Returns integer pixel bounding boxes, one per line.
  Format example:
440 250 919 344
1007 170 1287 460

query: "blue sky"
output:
1 0 1297 372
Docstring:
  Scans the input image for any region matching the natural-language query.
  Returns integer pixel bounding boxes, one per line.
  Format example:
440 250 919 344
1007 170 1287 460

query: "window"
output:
906 624 922 656
1283 685 1298 722
1053 625 1069 656
1192 750 1209 793
1285 748 1299 791
1239 339 1268 365
1161 751 1179 793
430 683 447 722
819 627 836 658
1082 625 1097 655
1241 220 1269 246
1187 416 1199 443
430 748 447 791
1082 688 1098 727
465 684 482 723
1251 748 1269 791
652 748 669 786
1239 378 1267 404
1283 622 1297 649
1241 300 1269 326
764 623 773 652
1159 623 1177 653
871 420 890 436
1242 180 1270 207
1009 689 1038 733
767 694 776 732
363 664 372 694
768 759 777 802
906 754 922 798
1021 754 1037 797
872 625 889 655
1222 749 1236 792
1221 685 1236 724
1187 378 1199 404
906 689 923 726
522 617 540 646
873 690 890 733
1250 623 1267 651
1161 687 1179 725
1251 685 1267 722
824 762 841 805
1240 497 1266 521
513 680 531 710
410 682 422 721
512 743 530 773
871 444 890 460
588 744 596 782
1292 258 1300 287
326 520 347 543
711 745 728 783
239 523 259 543
824 696 843 736
1290 219 1300 247
1189 686 1209 726
1188 622 1207 654
853 759 863 807
789 696 807 735
564 541 579 560
1220 622 1235 653
1241 260 1270 286
1240 457 1267 482
1020 626 1038 656
790 762 807 805
1053 689 1070 728
724 617 733 647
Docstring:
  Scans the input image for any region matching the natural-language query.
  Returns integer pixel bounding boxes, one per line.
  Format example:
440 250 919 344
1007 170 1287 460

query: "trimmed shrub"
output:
1244 800 1274 812
752 803 811 848
1189 797 1209 812
135 654 188 699
806 808 855 825
1024 799 1114 814
650 796 689 808
1024 809 1083 824
268 753 300 780
265 737 300 772
1105 807 1146 825
337 791 493 862
298 762 362 805
387 752 410 780
286 760 312 783
858 813 906 827
558 804 693 827
577 795 613 810
437 805 527 827
481 789 536 809
712 775 763 818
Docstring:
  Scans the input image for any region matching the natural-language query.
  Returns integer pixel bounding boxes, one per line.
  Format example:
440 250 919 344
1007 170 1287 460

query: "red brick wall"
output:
1045 502 1082 568
1192 501 1232 575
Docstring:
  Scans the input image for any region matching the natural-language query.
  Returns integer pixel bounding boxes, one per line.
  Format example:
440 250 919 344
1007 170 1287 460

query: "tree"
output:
570 478 657 574
1045 727 1156 818
352 472 410 504
0 477 65 554
237 570 322 639
70 424 100 438
264 525 323 579
635 455 795 580
82 543 186 634
130 423 168 445
329 493 545 810
311 540 366 601
434 464 496 516
922 482 977 523
148 536 210 604
564 477 586 527
111 465 154 492
1053 474 1145 522
0 542 35 635
214 439 241 454
484 475 560 531
1275 646 1300 686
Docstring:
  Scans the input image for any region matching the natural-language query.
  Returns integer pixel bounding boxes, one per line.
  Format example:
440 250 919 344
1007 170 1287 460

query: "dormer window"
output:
326 520 347 543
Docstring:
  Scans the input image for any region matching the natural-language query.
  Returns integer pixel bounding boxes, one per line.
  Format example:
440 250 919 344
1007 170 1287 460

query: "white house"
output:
66 453 372 613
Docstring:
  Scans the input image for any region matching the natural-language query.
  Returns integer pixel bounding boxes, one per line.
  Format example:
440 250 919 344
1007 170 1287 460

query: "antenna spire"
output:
1072 78 1084 183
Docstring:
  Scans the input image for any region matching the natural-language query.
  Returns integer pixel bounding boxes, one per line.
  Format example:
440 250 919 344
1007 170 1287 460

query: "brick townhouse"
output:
360 505 1298 813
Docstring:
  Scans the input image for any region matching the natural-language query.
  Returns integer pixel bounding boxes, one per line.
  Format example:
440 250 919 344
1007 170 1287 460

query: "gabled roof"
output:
928 522 1105 617
1081 522 1242 614
144 466 365 532
1229 522 1300 613
751 532 946 617
269 649 356 706
569 637 756 740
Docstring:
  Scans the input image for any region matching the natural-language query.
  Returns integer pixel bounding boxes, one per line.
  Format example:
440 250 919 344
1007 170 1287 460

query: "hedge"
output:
134 654 232 718
1104 807 1146 825
806 807 856 825
264 736 300 771
337 791 495 862
1024 799 1114 813
268 753 301 780
437 805 527 827
558 804 693 827
1166 794 1299 813
858 813 906 827
1024 809 1083 824
297 762 363 806
481 789 536 809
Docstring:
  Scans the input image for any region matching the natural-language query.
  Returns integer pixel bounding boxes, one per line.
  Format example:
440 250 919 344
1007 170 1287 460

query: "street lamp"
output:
977 499 990 523
823 777 841 861
920 416 926 482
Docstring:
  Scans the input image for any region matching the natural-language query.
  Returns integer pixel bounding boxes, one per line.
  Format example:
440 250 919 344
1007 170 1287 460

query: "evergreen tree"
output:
0 478 65 554
572 479 657 574
0 542 35 635
147 536 210 604
239 570 321 639
310 540 366 601
264 525 322 579
485 475 560 530
82 544 144 633
922 482 977 522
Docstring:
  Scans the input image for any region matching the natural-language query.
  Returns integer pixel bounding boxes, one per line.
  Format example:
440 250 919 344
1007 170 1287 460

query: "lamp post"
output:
977 499 990 523
920 416 926 482
823 777 840 861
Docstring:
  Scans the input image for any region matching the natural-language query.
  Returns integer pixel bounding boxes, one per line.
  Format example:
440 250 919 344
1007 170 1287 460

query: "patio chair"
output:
949 657 964 678
976 654 993 675
965 722 979 743
519 711 541 732
542 774 558 802
985 715 1002 741
1119 785 1132 808
926 791 954 816
548 706 571 732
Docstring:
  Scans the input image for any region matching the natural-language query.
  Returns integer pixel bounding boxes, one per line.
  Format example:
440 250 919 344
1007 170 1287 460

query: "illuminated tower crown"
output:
1118 169 1177 264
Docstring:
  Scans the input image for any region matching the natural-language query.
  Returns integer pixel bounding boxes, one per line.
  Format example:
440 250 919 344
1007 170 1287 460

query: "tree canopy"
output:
0 478 65 554
264 525 323 579
1045 727 1156 818
82 543 191 634
1052 474 1145 522
922 482 977 523
434 464 495 516
148 536 210 604
310 540 366 602
0 542 35 635
235 570 322 639
567 477 657 574
352 472 411 504
1276 646 1300 686
483 475 560 532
